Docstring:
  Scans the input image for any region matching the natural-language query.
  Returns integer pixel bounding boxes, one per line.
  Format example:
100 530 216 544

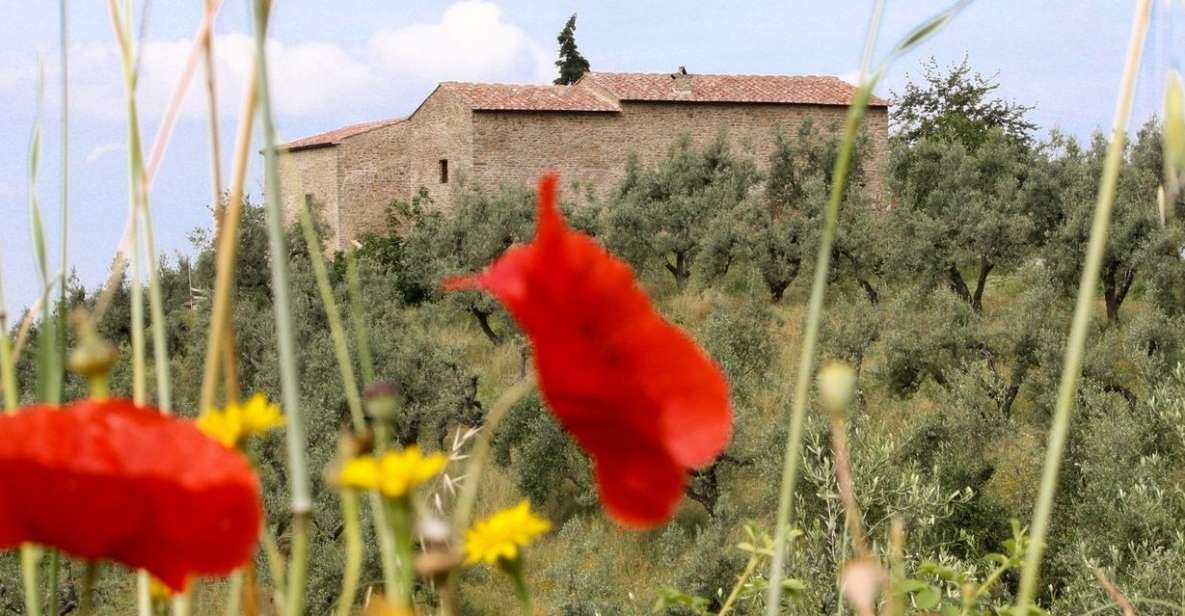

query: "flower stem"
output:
248 2 311 613
345 253 375 386
334 490 363 616
197 62 258 414
79 562 98 616
261 525 286 602
295 200 365 431
445 377 533 614
224 570 243 616
286 513 311 616
20 547 41 616
368 490 401 598
388 499 416 608
1012 0 1152 611
717 553 760 616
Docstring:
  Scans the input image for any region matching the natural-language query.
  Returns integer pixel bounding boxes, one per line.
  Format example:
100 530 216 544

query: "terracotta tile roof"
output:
439 82 619 112
580 72 887 107
282 117 405 151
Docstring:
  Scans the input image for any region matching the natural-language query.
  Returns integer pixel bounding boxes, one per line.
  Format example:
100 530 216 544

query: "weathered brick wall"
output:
335 123 409 249
469 102 889 203
281 95 890 249
278 146 340 247
335 90 473 246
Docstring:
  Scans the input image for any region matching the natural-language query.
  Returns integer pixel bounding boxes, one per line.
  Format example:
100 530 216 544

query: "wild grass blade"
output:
345 251 375 386
197 63 257 414
249 1 312 613
765 3 970 612
764 2 882 610
1012 0 1153 612
295 200 364 431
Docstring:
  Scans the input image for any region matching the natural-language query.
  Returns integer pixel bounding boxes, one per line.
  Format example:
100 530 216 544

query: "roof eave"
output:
281 141 339 154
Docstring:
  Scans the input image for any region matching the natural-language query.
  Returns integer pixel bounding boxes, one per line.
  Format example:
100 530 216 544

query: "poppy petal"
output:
0 400 262 590
446 173 731 527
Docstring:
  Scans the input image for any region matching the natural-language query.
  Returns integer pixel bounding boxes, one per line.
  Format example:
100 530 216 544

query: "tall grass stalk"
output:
110 0 173 415
22 58 52 616
293 197 372 612
198 0 240 401
197 66 257 413
105 3 153 613
295 200 365 430
342 250 400 598
764 5 882 610
249 1 312 613
345 252 375 385
47 4 70 610
1012 0 1152 611
55 0 68 404
763 3 971 611
91 0 222 328
28 60 60 409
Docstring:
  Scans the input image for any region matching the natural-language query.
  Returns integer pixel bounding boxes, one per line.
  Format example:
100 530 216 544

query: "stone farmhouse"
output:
278 68 888 251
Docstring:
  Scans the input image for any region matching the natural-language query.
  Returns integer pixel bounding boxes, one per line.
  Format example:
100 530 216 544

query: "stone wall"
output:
278 145 340 248
281 95 890 250
469 101 889 203
335 89 474 247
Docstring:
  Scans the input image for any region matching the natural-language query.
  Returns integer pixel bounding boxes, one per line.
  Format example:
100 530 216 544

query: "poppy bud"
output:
364 381 400 422
67 314 118 382
818 361 857 418
840 557 885 615
414 549 463 580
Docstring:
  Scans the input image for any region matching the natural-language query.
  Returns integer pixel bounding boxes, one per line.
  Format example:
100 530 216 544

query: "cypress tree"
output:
554 14 591 85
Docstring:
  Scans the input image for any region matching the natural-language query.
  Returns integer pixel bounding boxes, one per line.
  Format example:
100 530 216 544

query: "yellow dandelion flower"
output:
336 446 446 498
195 394 285 449
195 404 243 448
376 446 447 498
464 500 551 566
239 393 285 434
338 456 380 490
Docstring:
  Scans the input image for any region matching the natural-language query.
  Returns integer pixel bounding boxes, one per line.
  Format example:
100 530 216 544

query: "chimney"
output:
672 65 691 94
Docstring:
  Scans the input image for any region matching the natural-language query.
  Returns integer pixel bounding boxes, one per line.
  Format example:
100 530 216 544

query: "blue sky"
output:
0 1 1182 317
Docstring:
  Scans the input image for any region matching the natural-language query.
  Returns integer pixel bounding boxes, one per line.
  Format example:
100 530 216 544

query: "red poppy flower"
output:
0 399 262 590
446 173 732 528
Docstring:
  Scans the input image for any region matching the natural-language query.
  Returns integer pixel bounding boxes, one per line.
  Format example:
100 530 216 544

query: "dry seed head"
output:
818 361 857 417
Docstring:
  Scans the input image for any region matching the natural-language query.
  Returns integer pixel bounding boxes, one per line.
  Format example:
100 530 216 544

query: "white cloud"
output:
0 181 17 198
85 142 126 165
368 0 552 84
0 1 553 122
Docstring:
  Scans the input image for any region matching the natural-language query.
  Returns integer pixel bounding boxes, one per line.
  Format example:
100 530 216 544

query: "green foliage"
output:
892 56 1036 149
888 128 1038 311
1045 119 1184 322
13 59 1185 612
606 135 760 288
554 13 591 86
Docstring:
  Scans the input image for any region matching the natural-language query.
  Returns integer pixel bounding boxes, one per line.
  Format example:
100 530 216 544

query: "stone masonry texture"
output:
278 72 889 251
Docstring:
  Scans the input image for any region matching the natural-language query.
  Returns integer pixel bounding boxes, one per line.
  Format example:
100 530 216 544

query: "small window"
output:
439 159 449 184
